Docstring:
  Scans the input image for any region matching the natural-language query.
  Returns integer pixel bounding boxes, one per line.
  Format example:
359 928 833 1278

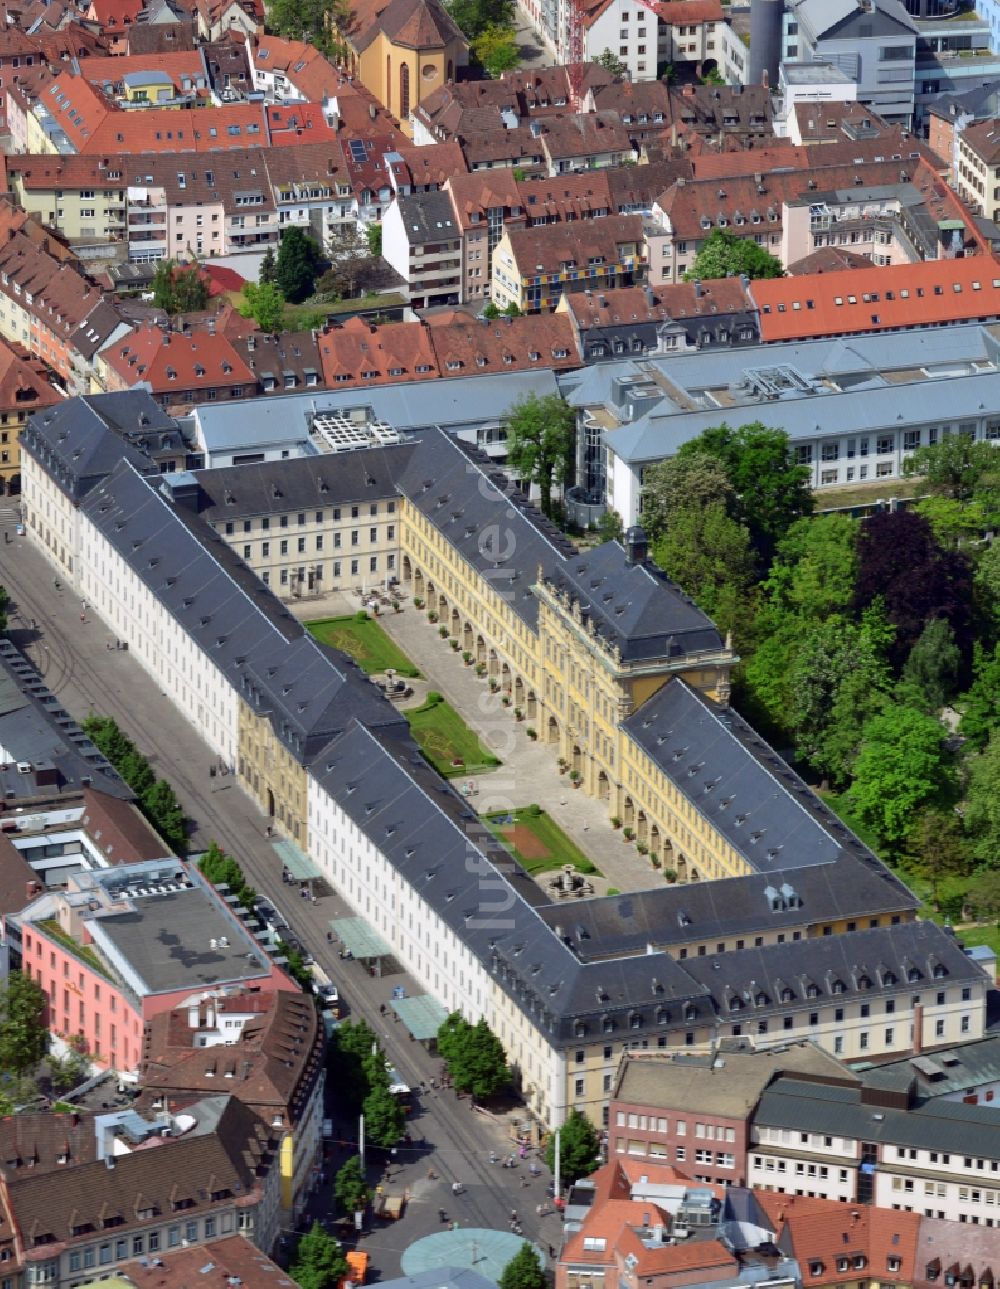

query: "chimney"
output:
369 102 376 120
624 524 648 565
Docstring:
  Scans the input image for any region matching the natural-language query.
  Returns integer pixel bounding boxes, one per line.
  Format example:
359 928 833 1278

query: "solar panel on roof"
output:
349 140 368 161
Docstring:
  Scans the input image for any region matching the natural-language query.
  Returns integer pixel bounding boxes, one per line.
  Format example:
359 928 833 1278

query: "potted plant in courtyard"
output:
610 815 622 829
514 707 524 721
428 610 438 623
558 758 568 774
569 769 581 787
501 694 512 707
413 597 424 609
526 727 537 741
623 826 635 841
438 625 449 638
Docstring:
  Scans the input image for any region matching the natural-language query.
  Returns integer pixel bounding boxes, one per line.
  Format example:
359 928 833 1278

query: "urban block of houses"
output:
0 336 59 493
491 212 645 312
560 320 1000 523
11 857 298 1072
99 323 257 409
16 386 992 1128
140 989 325 1220
0 1096 282 1289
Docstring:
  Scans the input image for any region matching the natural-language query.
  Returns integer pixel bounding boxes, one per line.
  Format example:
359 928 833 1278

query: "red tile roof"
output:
4 154 125 191
265 102 338 145
786 246 873 275
564 277 753 329
752 256 1000 342
652 0 722 21
79 50 207 94
86 0 144 28
755 1194 921 1288
426 310 581 373
689 143 810 179
103 323 255 393
0 336 60 412
318 315 440 386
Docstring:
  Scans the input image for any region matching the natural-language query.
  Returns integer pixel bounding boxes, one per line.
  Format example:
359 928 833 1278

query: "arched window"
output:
399 62 410 119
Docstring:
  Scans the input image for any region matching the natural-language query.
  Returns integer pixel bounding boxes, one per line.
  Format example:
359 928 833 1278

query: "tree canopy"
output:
437 1012 509 1100
652 501 757 642
289 1222 349 1289
682 229 784 282
591 48 628 75
151 260 208 314
504 393 575 519
473 23 521 76
854 510 972 672
275 227 323 304
544 1109 601 1186
499 1244 546 1289
0 972 49 1077
845 705 953 849
674 421 813 565
447 0 512 40
334 1155 371 1216
242 281 285 333
265 0 347 57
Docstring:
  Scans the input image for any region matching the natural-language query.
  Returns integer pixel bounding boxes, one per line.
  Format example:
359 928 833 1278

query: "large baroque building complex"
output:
18 390 991 1128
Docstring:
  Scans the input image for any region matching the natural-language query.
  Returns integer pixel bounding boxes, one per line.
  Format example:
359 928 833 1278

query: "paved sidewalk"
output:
293 590 662 896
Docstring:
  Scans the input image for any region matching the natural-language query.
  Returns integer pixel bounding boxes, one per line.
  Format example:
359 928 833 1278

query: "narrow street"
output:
0 521 564 1275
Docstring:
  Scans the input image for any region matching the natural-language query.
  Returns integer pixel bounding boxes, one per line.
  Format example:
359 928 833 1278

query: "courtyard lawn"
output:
406 693 501 778
307 614 420 678
954 923 1000 959
485 806 600 877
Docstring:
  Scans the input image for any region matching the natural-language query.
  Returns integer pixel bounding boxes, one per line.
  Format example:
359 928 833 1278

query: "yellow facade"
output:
352 29 465 137
8 178 127 245
238 701 309 848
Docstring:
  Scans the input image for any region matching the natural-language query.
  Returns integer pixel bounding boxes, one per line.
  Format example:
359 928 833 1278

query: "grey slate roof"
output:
755 1071 1000 1158
394 431 578 630
21 392 174 501
79 461 404 763
192 444 413 518
547 542 723 663
396 190 459 246
534 853 916 959
623 681 871 875
859 1034 1000 1099
0 640 130 800
683 921 982 1026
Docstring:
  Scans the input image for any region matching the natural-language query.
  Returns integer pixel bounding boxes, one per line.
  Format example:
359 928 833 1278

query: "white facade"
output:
607 403 1000 527
306 769 568 1124
72 483 241 767
583 0 739 84
751 1119 1000 1224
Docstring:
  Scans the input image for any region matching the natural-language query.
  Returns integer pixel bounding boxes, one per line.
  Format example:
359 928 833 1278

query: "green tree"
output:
966 868 1000 924
198 841 246 892
482 301 500 319
639 452 734 541
652 501 757 642
0 972 49 1076
959 643 1000 749
243 281 285 333
914 496 987 550
259 246 277 285
544 1108 600 1186
328 1020 378 1115
595 509 624 542
504 393 575 519
142 778 186 854
362 1081 405 1147
151 259 209 314
676 421 813 564
334 1154 371 1216
275 939 314 994
682 229 784 282
473 23 520 76
974 542 1000 642
447 0 512 40
787 610 893 786
366 223 382 258
907 808 971 910
591 48 628 75
275 227 322 304
49 1042 91 1095
266 0 348 56
437 1012 509 1100
499 1244 546 1289
965 729 1000 869
845 705 953 849
903 436 1000 505
0 584 9 631
289 1222 349 1289
322 222 375 300
502 301 523 317
902 618 962 713
762 514 858 622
